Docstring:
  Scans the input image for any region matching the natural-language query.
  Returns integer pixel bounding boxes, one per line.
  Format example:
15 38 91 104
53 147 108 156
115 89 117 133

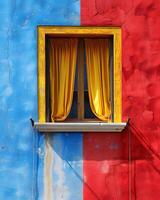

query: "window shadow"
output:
83 126 152 161
51 121 156 162
50 122 160 200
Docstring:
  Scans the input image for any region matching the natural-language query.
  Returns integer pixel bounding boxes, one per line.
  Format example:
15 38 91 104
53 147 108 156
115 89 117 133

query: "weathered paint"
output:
81 0 160 199
52 133 83 200
0 0 80 199
1 0 160 199
44 135 53 200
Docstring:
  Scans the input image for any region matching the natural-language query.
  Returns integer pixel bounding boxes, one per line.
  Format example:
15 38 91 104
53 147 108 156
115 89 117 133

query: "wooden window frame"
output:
77 38 85 120
37 26 122 123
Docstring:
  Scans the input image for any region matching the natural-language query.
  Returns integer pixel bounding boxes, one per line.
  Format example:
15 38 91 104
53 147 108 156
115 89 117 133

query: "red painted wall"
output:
81 0 160 199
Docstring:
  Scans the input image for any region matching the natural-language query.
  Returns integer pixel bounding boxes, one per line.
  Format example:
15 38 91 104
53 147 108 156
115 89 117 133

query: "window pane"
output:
68 65 78 119
84 48 95 119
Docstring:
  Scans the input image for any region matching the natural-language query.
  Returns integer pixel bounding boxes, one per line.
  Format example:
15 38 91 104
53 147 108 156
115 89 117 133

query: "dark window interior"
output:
45 36 114 122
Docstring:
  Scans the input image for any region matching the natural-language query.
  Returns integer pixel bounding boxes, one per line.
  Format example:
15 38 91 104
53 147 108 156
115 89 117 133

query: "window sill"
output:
33 122 127 133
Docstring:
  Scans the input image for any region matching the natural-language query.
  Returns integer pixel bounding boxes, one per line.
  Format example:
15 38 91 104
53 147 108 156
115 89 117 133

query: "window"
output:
36 26 125 132
45 37 114 122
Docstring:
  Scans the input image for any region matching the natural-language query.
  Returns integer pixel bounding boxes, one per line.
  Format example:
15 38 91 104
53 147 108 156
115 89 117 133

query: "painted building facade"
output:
0 0 160 199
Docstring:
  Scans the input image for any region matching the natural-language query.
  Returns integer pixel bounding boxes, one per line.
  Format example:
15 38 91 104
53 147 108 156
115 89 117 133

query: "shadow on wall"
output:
49 121 160 199
83 125 153 161
51 121 159 162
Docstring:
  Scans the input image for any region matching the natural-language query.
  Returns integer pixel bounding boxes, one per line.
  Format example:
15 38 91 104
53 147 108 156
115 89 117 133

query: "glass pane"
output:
67 64 78 119
84 46 95 119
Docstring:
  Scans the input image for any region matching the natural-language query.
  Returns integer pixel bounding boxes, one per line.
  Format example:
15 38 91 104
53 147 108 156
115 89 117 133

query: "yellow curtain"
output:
85 39 111 121
49 38 78 121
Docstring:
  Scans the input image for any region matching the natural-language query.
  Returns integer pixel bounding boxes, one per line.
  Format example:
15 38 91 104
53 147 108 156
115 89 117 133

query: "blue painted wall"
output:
0 1 80 199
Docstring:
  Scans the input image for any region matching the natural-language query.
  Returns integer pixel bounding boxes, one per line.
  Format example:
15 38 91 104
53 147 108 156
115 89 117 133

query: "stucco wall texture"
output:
0 0 160 200
82 0 160 199
0 1 80 200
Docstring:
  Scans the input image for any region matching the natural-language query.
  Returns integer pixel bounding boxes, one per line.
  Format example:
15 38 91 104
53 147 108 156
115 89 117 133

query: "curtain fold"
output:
49 38 78 121
85 38 111 121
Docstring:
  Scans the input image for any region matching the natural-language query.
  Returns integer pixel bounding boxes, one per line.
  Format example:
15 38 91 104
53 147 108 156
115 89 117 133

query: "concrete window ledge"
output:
33 122 127 133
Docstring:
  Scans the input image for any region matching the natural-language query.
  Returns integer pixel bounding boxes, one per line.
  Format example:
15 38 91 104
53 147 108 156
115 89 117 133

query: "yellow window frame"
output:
37 26 122 123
